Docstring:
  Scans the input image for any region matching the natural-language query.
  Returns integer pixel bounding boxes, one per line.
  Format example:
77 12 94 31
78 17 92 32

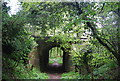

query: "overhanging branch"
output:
86 22 117 57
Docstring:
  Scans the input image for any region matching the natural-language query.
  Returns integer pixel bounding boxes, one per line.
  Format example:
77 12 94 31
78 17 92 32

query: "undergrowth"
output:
2 57 49 79
61 71 80 79
61 61 118 79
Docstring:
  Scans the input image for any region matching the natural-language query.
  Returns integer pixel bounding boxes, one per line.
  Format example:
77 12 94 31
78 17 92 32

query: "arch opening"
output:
36 38 72 73
44 46 64 73
49 47 63 65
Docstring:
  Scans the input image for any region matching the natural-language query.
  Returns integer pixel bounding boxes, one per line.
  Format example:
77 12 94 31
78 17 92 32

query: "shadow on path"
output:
45 62 65 80
45 62 64 73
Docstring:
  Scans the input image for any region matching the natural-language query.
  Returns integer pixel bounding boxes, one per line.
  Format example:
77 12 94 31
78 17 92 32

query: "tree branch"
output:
86 22 118 57
100 37 117 52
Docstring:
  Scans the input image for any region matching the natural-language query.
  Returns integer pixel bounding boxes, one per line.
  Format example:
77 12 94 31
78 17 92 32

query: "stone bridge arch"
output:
29 36 72 73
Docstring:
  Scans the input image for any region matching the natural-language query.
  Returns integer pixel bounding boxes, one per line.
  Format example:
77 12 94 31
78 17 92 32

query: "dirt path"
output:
48 73 61 79
46 62 62 80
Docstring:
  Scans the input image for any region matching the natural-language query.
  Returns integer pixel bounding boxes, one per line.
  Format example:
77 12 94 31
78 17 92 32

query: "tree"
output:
2 2 36 63
72 2 120 66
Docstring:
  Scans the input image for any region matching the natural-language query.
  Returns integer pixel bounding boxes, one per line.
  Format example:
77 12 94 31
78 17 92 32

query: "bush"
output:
2 57 49 79
61 71 80 79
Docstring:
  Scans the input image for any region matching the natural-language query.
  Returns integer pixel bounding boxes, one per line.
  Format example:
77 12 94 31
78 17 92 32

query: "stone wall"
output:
28 48 40 70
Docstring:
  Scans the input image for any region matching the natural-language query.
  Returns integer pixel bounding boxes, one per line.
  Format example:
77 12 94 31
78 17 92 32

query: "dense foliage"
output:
2 1 120 79
2 2 48 79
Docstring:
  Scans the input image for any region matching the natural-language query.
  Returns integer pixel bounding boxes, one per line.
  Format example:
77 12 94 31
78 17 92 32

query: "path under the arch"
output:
48 62 62 79
46 59 63 79
48 73 61 79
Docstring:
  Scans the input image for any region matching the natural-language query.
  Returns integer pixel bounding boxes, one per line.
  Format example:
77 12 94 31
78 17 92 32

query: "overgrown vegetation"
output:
61 61 118 79
2 1 120 80
2 2 49 79
2 56 49 79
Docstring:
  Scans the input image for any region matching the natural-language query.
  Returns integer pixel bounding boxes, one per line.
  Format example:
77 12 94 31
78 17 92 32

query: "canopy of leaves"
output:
2 1 120 79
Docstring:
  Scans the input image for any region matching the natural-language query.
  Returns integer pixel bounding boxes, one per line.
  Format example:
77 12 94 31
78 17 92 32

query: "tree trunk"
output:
86 22 120 66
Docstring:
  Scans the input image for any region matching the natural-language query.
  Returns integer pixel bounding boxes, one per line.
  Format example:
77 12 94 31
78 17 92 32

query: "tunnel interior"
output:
41 45 66 73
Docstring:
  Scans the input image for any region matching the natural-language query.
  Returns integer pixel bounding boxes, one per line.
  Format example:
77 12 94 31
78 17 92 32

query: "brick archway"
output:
36 37 72 72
